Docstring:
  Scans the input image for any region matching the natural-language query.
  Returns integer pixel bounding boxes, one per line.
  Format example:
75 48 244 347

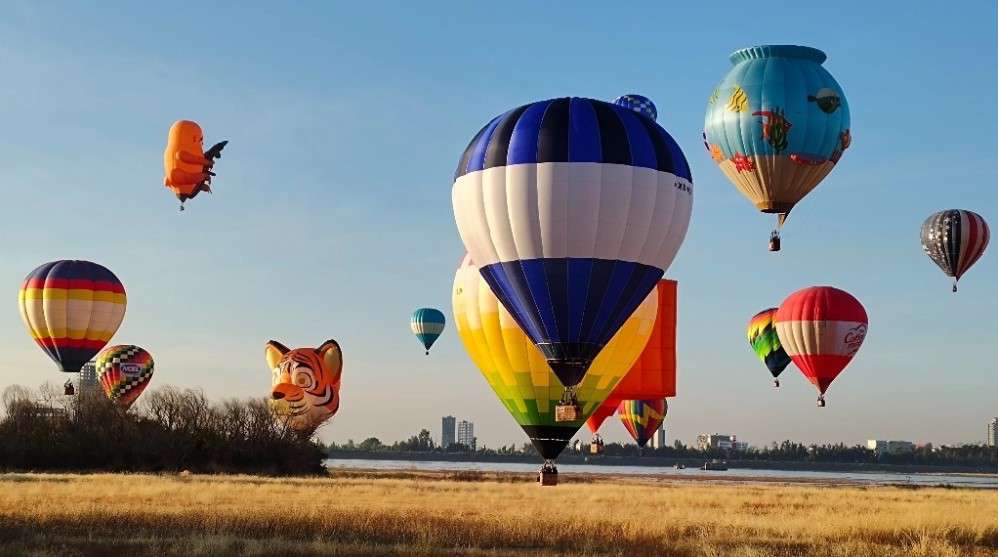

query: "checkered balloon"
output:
612 94 658 121
93 344 154 410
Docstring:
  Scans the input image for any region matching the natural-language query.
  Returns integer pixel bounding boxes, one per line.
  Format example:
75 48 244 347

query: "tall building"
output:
650 426 667 449
78 361 100 397
441 416 456 448
988 418 998 448
457 420 475 450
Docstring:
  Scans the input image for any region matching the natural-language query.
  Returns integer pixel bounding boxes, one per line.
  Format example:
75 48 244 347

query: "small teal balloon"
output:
411 308 446 355
612 94 657 121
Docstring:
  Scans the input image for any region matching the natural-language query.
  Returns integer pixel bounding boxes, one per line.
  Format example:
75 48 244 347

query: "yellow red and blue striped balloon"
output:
18 260 127 373
94 345 154 410
617 398 667 448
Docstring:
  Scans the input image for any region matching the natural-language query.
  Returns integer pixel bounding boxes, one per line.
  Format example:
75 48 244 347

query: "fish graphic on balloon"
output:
808 88 842 114
753 109 792 152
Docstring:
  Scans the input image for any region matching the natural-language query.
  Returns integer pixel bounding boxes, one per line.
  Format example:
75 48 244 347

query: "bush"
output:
0 384 325 475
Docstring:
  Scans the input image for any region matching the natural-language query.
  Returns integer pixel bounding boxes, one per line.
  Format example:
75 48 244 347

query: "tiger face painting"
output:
265 339 343 433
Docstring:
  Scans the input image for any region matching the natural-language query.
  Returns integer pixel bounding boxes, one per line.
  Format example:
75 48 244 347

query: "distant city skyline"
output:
0 3 996 450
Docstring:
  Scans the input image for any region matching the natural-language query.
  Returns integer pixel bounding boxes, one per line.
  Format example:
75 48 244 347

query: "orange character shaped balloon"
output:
265 339 343 434
163 120 226 211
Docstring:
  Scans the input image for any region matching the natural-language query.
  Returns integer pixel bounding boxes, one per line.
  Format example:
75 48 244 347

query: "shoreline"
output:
326 451 998 475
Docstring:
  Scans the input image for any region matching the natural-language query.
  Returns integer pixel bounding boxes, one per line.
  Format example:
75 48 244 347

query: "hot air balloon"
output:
453 96 693 418
612 94 658 121
585 279 678 450
774 286 867 407
617 398 667 448
920 210 989 292
93 345 154 410
19 260 126 374
704 45 851 251
163 120 227 211
265 339 343 434
411 308 445 355
748 308 792 387
453 254 657 483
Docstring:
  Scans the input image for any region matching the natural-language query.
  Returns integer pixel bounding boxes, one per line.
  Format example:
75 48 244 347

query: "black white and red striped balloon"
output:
920 210 989 292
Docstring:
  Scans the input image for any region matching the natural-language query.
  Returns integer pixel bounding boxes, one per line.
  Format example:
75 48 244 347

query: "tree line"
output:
0 384 325 474
326 430 998 467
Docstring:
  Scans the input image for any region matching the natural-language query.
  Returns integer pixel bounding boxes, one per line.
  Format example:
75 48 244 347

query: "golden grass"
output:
0 470 996 556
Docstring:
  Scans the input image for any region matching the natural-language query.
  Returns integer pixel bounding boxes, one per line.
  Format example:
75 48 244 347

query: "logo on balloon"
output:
842 325 867 356
121 363 142 377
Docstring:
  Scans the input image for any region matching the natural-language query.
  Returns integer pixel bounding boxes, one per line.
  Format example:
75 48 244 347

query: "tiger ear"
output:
265 340 290 370
316 339 342 380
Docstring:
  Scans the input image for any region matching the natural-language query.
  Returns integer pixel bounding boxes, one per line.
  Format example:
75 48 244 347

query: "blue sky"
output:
1 2 996 449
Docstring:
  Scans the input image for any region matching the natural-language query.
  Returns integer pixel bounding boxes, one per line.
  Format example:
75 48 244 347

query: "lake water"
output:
325 458 998 488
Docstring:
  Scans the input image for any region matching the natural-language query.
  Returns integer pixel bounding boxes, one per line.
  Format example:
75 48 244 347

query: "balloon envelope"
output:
774 286 867 395
411 308 446 354
93 345 154 410
19 260 126 373
612 94 658 121
748 308 792 379
617 398 667 447
453 254 657 459
453 97 693 389
586 279 678 434
920 209 989 290
266 340 343 434
704 45 851 225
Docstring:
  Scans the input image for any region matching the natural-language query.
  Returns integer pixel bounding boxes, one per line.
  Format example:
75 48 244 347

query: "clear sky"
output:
1 1 996 450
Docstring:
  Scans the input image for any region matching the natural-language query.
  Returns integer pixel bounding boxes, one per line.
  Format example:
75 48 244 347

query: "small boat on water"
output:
701 459 728 471
673 463 686 469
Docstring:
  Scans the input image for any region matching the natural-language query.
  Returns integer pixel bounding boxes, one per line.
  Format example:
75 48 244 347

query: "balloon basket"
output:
555 403 581 422
772 379 780 388
63 380 75 396
590 443 604 455
538 462 558 486
816 396 826 408
769 232 781 252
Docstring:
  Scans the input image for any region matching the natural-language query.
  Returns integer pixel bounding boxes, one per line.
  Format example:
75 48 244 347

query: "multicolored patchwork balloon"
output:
19 260 127 373
775 286 868 406
747 308 792 386
453 97 693 399
617 398 667 448
704 45 851 250
411 308 445 355
920 209 989 292
453 254 657 460
93 345 154 410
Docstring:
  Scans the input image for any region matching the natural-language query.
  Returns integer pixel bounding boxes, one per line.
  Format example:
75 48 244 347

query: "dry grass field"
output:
0 469 996 556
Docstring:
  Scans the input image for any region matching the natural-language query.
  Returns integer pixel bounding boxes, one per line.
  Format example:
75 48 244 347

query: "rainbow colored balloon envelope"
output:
18 260 127 373
617 398 667 448
747 308 792 384
453 255 658 460
93 345 154 410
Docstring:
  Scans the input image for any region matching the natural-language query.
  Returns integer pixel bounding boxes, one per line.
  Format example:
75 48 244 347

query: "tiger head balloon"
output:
265 339 342 434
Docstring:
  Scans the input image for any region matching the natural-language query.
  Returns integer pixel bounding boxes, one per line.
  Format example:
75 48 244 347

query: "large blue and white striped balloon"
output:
452 97 693 389
411 308 446 355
